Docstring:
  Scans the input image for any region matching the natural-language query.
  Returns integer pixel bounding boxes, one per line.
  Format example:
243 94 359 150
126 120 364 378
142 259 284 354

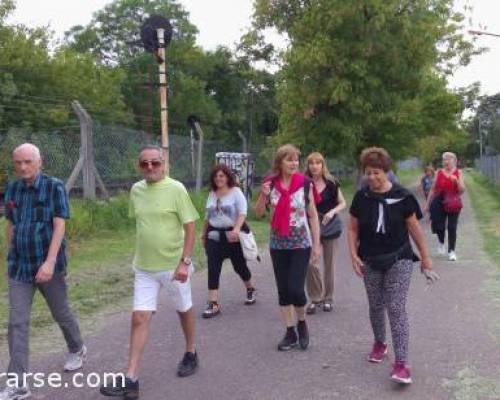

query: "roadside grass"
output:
465 170 500 322
466 170 500 270
0 189 269 350
398 168 423 188
436 170 500 399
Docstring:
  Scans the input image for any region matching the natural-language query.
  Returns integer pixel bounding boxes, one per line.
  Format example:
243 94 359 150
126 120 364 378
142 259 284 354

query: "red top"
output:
434 169 460 194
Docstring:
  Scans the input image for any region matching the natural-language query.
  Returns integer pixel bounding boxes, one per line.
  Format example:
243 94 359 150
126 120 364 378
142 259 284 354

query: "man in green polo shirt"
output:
100 145 199 399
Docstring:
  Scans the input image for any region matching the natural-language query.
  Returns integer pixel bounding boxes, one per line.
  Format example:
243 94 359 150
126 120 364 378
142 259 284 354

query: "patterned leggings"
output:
363 259 413 362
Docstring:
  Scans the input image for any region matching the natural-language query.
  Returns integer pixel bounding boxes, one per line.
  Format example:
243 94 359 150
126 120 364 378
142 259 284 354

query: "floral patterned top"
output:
269 186 312 249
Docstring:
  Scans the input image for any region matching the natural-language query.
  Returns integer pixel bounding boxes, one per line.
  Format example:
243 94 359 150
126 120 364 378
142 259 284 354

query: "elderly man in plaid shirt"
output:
0 143 86 400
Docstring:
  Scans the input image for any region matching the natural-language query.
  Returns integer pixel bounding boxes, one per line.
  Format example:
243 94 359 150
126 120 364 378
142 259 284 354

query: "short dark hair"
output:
139 145 163 159
209 164 237 191
360 147 392 172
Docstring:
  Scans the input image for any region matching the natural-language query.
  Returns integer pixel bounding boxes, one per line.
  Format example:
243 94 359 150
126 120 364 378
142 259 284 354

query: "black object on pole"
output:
140 15 173 53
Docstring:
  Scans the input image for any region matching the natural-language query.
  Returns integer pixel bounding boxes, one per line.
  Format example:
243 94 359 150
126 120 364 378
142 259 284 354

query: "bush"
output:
66 194 133 240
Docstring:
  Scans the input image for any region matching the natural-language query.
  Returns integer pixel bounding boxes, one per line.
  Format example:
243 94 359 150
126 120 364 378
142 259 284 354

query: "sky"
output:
7 0 500 96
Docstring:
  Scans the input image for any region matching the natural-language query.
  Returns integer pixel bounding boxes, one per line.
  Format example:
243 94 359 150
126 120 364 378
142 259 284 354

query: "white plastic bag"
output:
239 231 261 262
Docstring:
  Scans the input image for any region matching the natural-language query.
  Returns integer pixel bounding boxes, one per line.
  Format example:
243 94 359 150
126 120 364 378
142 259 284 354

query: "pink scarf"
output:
270 173 306 237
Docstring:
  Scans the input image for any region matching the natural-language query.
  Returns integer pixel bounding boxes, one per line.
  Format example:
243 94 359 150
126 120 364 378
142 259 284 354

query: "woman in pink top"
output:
255 144 321 351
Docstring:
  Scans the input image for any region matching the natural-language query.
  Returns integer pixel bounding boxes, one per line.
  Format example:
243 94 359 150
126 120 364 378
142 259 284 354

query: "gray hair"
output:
442 151 457 166
139 145 164 159
13 143 41 161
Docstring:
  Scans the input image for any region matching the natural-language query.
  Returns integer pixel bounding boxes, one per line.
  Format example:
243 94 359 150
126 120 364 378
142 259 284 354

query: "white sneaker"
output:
0 386 31 400
64 344 87 371
437 243 446 255
448 251 457 261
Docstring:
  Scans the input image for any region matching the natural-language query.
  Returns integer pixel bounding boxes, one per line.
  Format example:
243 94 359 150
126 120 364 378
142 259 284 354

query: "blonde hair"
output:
442 151 457 166
272 144 301 174
305 152 334 182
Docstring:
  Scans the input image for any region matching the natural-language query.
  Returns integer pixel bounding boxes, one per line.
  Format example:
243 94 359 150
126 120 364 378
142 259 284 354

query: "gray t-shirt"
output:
205 188 247 230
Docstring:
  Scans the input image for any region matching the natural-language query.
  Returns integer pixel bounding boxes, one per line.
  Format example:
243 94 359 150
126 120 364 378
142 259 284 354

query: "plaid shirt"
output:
4 174 70 283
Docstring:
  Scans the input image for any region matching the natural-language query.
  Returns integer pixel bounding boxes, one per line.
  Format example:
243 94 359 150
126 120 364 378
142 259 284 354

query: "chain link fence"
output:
0 124 272 197
0 122 362 203
476 155 500 185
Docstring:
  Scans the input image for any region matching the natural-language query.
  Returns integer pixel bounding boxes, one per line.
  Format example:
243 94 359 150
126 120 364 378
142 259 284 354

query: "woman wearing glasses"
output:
201 164 256 318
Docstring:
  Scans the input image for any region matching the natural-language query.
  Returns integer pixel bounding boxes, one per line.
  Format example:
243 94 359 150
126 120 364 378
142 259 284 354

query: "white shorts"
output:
133 264 194 312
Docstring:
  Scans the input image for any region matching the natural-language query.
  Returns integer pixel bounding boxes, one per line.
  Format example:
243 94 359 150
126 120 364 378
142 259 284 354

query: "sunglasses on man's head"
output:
139 160 162 169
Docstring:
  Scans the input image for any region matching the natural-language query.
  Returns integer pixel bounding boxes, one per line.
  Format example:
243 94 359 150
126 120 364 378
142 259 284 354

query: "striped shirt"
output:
4 174 70 283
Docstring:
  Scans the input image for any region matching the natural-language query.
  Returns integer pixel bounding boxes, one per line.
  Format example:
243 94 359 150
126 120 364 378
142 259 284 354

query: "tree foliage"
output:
64 0 278 145
251 0 480 162
469 93 500 155
0 2 130 133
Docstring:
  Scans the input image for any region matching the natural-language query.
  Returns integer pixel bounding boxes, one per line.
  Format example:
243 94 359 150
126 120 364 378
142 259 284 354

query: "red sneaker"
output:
390 361 412 384
368 341 387 363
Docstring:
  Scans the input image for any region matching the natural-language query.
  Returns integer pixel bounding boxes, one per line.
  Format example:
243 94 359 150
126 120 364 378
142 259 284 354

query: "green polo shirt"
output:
129 177 199 271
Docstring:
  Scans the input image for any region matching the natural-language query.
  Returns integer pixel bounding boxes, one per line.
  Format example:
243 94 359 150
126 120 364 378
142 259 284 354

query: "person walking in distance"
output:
425 152 465 261
201 164 257 318
100 145 200 400
255 144 321 351
304 152 346 314
1 143 86 400
420 166 435 200
347 147 438 385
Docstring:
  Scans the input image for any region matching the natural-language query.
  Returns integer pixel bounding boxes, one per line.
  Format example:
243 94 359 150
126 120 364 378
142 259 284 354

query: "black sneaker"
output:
100 376 139 399
177 351 198 377
277 328 298 351
245 287 256 305
297 320 309 350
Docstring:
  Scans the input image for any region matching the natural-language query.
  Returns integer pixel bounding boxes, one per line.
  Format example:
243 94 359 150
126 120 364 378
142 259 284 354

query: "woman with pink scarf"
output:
255 144 321 351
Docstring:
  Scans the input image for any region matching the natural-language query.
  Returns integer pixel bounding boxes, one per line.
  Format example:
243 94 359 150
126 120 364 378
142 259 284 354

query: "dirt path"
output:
2 190 500 400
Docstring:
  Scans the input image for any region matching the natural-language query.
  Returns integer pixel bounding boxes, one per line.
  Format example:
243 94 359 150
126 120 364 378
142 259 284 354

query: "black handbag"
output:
319 213 343 239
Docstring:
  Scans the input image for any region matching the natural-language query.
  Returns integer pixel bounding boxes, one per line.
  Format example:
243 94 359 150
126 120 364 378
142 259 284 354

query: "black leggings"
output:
435 212 460 251
270 248 311 307
205 236 251 290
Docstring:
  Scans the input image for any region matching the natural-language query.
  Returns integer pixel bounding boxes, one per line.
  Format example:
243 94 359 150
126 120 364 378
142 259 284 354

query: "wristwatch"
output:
180 256 192 265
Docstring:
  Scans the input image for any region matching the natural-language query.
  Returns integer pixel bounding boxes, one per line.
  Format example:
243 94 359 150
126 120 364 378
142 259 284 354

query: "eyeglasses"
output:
139 160 163 169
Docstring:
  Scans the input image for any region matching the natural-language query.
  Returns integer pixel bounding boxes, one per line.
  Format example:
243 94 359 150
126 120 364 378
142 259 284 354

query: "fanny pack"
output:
363 242 412 271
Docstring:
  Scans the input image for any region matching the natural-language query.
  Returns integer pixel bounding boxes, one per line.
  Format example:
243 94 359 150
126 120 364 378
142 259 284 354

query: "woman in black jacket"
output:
347 147 437 385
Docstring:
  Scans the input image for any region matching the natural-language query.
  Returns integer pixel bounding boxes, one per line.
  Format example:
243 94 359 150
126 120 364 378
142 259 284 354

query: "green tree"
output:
64 0 197 65
251 0 480 161
64 0 278 147
470 93 500 155
0 0 131 133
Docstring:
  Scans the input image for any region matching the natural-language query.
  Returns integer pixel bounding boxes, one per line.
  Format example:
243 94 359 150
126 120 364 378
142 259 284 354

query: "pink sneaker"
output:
390 361 412 384
368 342 387 363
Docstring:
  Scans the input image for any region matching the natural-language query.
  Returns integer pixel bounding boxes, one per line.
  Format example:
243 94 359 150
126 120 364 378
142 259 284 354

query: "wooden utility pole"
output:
66 101 109 200
157 28 169 175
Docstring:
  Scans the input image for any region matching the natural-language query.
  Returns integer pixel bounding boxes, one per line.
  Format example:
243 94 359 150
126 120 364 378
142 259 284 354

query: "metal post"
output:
237 130 248 153
157 28 169 175
479 114 483 161
71 101 95 199
190 127 196 180
193 121 204 193
68 101 109 200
